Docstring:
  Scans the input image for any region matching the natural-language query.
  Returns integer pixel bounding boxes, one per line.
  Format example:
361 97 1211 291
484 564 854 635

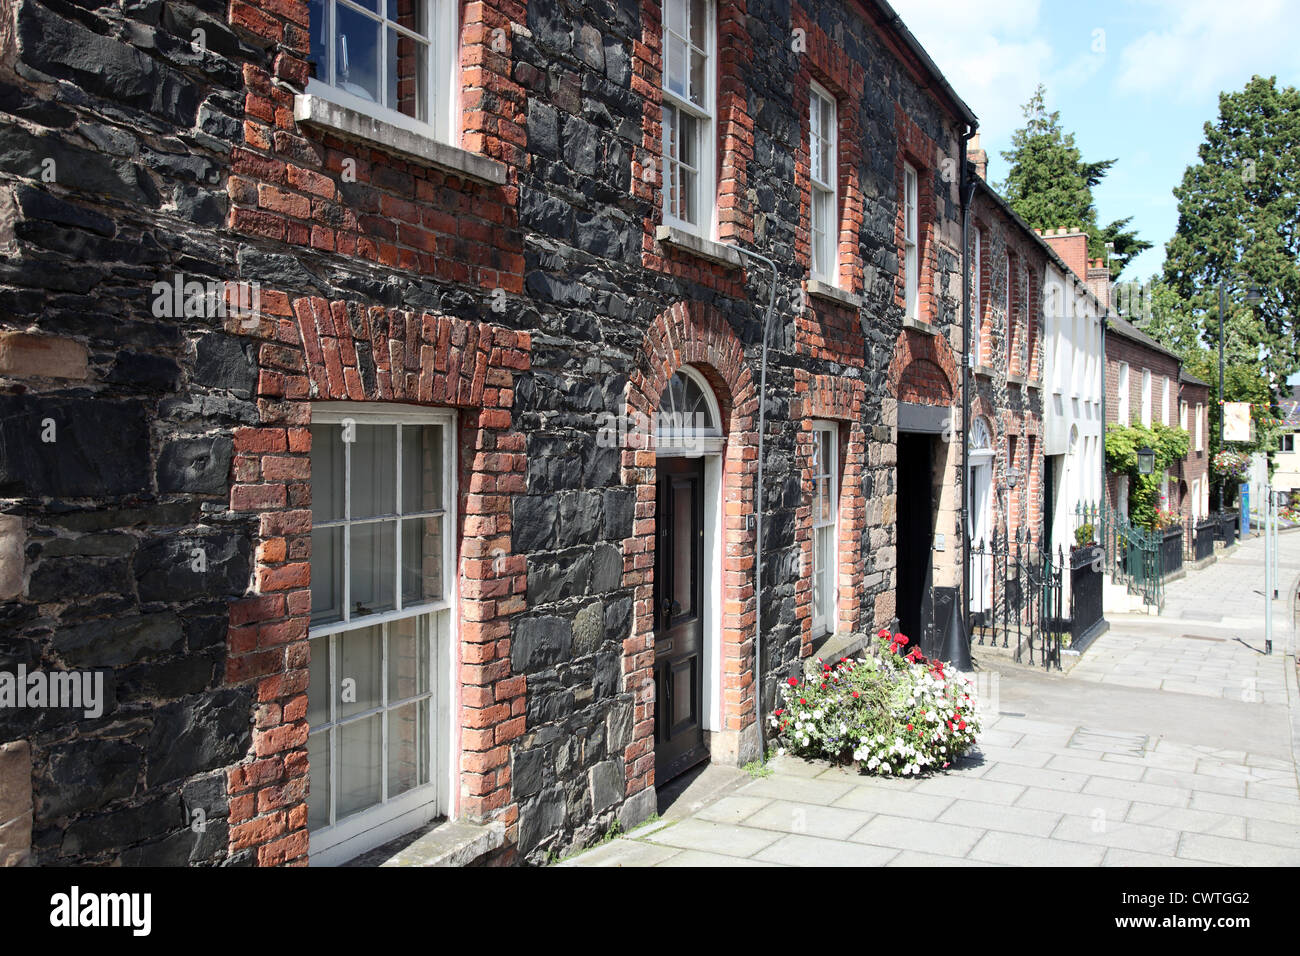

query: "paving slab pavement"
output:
563 533 1300 867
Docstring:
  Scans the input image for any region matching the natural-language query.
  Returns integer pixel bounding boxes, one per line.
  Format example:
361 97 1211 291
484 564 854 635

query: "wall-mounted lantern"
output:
1136 446 1156 475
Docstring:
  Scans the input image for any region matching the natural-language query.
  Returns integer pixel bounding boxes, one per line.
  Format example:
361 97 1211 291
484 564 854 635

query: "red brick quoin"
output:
223 295 530 865
620 301 758 797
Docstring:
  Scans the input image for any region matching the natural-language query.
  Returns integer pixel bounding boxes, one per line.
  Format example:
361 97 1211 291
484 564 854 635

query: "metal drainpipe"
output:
960 126 976 640
727 243 778 764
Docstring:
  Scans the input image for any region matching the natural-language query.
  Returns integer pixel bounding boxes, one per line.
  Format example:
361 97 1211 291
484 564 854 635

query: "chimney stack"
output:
1041 226 1090 286
968 132 987 181
1086 257 1111 312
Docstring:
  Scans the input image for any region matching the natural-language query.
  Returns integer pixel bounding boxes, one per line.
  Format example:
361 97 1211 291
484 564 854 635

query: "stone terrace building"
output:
0 0 979 866
966 179 1047 623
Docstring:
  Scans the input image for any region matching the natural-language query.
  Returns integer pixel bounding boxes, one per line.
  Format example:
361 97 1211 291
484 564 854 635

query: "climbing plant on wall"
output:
1105 423 1191 530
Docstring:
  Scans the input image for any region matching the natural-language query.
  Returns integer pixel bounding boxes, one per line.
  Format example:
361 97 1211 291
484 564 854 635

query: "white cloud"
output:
1114 0 1300 99
890 0 1054 174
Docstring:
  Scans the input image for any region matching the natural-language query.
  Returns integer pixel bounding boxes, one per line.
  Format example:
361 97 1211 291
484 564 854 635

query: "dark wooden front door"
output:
653 456 708 785
896 432 935 655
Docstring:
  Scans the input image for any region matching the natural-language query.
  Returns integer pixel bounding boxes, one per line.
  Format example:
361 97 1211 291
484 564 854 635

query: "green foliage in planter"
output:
1105 422 1190 530
1074 523 1095 547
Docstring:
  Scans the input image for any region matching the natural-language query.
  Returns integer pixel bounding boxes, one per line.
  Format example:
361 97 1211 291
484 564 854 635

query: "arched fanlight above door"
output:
970 416 993 459
657 366 724 456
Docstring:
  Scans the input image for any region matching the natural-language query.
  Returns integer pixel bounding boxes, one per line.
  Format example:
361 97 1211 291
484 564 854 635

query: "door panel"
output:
654 456 708 785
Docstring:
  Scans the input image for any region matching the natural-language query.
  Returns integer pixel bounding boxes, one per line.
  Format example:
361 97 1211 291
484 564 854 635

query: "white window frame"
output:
1180 400 1188 431
1117 362 1129 424
810 421 839 638
808 82 838 286
1196 404 1204 451
306 0 458 145
661 0 716 237
1284 434 1296 453
307 401 457 867
1161 377 1170 426
1141 368 1152 426
903 163 918 319
970 230 982 367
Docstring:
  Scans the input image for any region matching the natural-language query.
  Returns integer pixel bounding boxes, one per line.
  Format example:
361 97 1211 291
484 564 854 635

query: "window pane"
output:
308 635 331 727
667 0 686 37
820 132 833 184
689 0 707 48
338 624 382 719
338 715 382 816
308 0 329 83
401 423 443 514
666 35 687 99
402 515 443 606
351 521 397 617
388 615 430 701
387 27 427 121
388 702 427 798
307 729 331 830
689 48 707 107
310 526 344 626
678 110 697 169
310 424 345 523
335 4 381 104
352 424 396 518
819 477 832 522
387 0 426 34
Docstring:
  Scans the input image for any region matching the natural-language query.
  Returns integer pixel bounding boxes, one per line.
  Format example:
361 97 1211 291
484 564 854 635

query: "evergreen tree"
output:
1162 75 1300 386
999 84 1151 278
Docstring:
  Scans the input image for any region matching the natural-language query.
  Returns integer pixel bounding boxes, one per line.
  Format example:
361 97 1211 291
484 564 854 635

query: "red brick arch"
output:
621 301 759 797
887 328 959 406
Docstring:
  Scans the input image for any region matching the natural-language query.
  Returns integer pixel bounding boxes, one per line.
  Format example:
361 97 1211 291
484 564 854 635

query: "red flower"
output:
906 723 913 731
958 720 967 730
820 683 827 690
774 709 784 717
851 691 859 698
895 633 909 646
878 628 891 640
799 698 806 705
787 677 799 686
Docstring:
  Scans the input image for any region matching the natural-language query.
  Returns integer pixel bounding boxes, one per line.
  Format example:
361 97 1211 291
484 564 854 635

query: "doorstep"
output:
342 818 505 867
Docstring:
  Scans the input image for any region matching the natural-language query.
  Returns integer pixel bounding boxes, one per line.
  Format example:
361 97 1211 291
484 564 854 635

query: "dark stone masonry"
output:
0 0 1002 866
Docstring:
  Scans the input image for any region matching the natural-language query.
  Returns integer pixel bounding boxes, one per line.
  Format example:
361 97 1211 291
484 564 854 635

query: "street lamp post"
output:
1215 279 1264 512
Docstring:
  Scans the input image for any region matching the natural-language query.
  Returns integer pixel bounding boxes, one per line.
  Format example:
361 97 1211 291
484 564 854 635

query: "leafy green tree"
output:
999 84 1151 278
1162 75 1300 386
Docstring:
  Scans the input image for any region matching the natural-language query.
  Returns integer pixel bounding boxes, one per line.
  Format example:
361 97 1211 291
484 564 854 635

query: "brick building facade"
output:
0 0 987 866
1103 318 1183 516
1178 371 1210 519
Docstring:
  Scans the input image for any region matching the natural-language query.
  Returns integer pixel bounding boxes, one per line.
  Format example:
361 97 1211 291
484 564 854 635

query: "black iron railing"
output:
1069 543 1104 643
969 530 1063 670
1187 515 1216 561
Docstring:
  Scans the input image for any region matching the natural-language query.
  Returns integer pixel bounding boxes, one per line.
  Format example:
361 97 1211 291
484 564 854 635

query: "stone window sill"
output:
973 364 995 379
903 316 937 336
1009 373 1028 386
807 279 863 310
294 94 507 186
342 818 505 867
655 225 744 270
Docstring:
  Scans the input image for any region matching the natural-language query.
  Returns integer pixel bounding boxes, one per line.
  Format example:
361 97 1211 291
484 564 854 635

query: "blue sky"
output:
891 0 1300 283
